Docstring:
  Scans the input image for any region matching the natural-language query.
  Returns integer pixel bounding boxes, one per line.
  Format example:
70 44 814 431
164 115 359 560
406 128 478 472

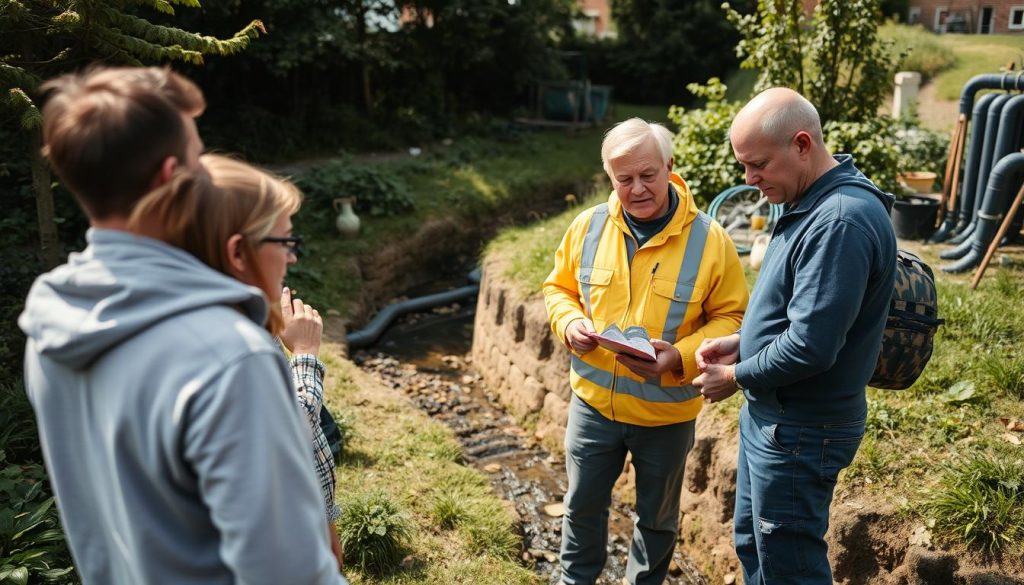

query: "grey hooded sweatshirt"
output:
19 229 345 585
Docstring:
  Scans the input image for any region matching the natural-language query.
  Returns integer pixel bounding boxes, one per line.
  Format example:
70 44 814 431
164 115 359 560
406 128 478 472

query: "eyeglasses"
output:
259 234 304 257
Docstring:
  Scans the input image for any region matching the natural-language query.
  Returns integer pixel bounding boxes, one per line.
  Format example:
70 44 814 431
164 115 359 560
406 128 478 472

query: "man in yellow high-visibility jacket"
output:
544 118 748 584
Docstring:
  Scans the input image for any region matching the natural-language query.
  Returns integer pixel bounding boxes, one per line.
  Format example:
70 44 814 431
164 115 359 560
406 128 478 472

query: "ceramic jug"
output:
749 234 771 271
333 197 360 237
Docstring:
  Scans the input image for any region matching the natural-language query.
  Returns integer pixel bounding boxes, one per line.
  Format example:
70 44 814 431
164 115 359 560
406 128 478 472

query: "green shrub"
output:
337 490 412 575
0 453 75 584
298 160 414 220
922 453 1024 554
879 22 956 81
0 382 39 465
668 79 744 204
824 117 948 194
669 79 947 201
824 119 902 193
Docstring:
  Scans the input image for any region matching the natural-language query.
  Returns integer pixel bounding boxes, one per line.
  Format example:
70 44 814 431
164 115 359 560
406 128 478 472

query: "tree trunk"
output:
30 130 61 269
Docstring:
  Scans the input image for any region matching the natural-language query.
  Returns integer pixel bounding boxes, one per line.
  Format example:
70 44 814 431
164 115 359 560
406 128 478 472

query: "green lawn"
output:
932 33 1024 100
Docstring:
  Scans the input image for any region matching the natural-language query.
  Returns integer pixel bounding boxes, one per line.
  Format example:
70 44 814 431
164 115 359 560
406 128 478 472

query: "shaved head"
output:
729 88 837 206
731 87 824 147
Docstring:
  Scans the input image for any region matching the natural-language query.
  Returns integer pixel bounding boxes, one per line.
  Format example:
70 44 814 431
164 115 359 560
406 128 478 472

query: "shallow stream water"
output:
354 300 707 585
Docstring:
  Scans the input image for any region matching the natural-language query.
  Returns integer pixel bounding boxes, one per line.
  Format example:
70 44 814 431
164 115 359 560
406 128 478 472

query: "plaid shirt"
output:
290 354 340 522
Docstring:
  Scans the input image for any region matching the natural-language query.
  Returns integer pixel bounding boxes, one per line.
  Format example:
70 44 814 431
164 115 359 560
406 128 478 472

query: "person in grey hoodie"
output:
692 88 897 585
19 67 346 585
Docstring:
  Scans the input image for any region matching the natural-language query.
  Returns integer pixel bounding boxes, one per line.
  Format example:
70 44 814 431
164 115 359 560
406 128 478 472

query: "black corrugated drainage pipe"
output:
345 268 482 349
958 73 1024 116
934 73 1024 242
942 152 1024 273
932 93 997 242
946 93 1014 248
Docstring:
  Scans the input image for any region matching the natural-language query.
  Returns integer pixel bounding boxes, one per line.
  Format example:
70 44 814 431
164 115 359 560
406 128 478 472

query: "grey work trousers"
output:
560 394 695 585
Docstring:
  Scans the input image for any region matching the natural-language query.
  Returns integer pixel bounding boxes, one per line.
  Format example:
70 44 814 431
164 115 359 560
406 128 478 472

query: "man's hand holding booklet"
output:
584 324 657 362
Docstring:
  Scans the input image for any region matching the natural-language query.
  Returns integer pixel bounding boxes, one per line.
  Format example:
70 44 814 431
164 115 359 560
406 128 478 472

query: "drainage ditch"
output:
353 301 707 585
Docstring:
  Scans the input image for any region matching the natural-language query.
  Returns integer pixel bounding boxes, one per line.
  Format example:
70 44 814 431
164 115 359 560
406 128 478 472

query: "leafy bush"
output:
337 490 411 576
922 453 1024 554
668 79 744 204
298 160 414 220
879 22 956 81
0 382 40 465
0 453 75 584
669 80 948 201
823 119 902 193
824 116 948 195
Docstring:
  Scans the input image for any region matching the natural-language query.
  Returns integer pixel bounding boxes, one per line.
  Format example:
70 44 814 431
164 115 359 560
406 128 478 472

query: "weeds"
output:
337 489 412 576
922 453 1024 555
0 453 75 584
980 352 1024 399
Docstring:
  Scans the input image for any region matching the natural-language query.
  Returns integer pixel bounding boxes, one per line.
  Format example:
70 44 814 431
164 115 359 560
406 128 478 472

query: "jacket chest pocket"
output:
647 277 705 340
577 266 614 328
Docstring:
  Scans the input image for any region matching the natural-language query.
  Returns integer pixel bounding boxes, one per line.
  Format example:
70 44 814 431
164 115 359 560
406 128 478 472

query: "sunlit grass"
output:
322 352 538 584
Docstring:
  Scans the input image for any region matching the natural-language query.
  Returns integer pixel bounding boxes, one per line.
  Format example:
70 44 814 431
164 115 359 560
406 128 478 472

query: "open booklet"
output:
584 324 656 362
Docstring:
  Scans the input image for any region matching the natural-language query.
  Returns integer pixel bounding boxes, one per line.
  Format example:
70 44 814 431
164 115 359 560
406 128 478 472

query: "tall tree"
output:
0 0 264 268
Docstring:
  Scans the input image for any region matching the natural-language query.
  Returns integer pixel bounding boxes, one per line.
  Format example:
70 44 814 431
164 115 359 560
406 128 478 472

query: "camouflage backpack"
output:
870 249 944 390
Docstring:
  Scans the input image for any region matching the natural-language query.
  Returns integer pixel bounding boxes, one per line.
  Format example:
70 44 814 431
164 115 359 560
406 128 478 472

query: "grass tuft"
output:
980 352 1024 399
922 453 1024 555
430 492 468 530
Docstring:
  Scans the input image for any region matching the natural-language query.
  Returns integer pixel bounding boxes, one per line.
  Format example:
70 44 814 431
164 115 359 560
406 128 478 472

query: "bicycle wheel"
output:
707 185 770 254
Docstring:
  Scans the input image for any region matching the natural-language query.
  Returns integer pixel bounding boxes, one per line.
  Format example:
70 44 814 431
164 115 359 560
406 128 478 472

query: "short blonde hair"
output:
128 154 302 335
601 118 674 172
41 66 205 219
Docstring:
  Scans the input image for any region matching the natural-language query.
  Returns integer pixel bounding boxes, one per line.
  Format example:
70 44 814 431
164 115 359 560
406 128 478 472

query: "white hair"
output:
601 118 674 172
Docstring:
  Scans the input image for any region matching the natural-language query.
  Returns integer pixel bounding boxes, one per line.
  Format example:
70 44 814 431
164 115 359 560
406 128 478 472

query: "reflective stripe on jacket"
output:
543 174 748 426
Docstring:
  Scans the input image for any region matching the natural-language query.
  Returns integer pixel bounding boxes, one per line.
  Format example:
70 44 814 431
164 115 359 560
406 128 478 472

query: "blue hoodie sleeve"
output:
735 219 874 388
183 352 342 585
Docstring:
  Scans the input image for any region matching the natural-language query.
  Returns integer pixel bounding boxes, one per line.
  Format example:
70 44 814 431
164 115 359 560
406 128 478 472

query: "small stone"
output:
461 374 474 385
668 559 682 576
484 463 502 473
909 525 932 548
529 548 546 559
543 551 558 563
400 554 415 569
521 551 531 562
724 574 736 584
543 503 565 517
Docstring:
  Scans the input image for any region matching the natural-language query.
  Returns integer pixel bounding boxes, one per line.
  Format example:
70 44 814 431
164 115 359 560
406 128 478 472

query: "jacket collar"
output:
606 173 699 247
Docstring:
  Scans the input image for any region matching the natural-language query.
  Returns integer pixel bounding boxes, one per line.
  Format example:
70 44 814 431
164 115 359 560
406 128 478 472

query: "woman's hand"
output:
279 287 323 356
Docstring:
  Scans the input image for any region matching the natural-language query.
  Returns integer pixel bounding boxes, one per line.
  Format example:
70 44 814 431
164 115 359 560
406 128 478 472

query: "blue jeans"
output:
560 394 695 585
734 403 864 585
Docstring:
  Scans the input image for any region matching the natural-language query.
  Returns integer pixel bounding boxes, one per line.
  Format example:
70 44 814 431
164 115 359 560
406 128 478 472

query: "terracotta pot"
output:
898 171 938 194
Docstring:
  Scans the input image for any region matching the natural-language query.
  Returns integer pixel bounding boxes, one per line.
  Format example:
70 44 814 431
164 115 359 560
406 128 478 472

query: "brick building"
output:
905 1 1024 34
574 0 613 38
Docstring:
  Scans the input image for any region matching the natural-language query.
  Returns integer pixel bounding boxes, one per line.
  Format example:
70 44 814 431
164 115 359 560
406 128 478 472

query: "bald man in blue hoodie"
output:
693 88 896 585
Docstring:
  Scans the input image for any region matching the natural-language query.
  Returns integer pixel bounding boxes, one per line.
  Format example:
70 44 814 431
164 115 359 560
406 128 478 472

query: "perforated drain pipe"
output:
345 268 482 349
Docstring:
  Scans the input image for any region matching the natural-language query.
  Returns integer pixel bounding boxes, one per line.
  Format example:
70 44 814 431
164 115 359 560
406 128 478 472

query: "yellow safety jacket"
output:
543 174 748 426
